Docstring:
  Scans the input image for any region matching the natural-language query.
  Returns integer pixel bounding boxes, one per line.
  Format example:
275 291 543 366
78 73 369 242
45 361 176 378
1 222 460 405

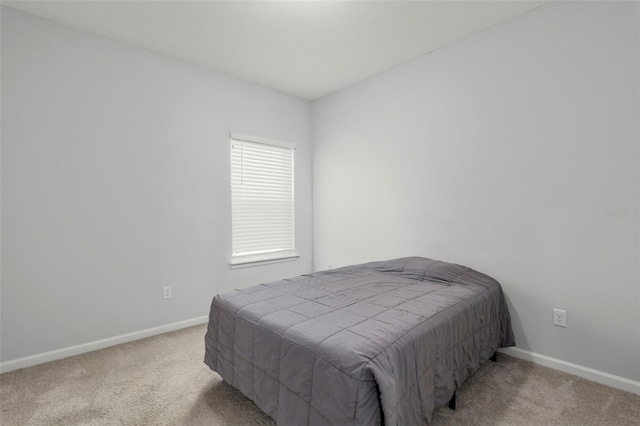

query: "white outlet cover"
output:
163 286 172 299
553 309 566 327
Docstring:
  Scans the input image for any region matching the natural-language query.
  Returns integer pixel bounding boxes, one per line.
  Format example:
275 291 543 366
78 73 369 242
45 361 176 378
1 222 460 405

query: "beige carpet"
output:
0 324 638 425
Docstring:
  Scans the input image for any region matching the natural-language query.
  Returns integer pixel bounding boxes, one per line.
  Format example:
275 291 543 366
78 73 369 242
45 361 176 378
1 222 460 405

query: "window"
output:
230 133 297 266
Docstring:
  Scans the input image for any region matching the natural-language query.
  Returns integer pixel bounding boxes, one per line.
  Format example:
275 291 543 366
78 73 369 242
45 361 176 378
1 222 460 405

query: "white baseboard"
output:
3 324 638 396
498 347 640 395
0 315 209 374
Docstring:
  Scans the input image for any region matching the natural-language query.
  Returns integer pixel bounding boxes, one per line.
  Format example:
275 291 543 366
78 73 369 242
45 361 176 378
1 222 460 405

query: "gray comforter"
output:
204 257 515 425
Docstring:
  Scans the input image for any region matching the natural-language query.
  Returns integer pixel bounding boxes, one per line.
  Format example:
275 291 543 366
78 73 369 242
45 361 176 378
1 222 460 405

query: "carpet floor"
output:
0 324 638 425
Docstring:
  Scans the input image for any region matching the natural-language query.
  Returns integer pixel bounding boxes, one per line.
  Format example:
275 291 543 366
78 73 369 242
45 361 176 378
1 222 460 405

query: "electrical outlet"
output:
553 309 566 327
163 286 172 299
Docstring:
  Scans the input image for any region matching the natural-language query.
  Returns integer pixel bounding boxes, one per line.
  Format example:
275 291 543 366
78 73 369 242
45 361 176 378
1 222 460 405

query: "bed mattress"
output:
204 257 515 425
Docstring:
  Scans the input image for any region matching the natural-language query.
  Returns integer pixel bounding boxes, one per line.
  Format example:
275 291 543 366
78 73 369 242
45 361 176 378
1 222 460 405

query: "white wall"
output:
1 7 313 363
3 2 639 386
313 1 639 382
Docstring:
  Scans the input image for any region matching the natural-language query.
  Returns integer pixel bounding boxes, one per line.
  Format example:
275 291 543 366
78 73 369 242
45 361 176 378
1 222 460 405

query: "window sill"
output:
229 253 300 269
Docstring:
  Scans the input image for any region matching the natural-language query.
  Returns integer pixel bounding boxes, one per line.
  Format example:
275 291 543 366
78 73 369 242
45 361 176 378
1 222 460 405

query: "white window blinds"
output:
230 133 297 265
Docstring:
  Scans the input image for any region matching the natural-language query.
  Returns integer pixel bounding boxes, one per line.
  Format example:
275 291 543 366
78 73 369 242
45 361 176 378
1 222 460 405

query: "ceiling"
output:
3 0 550 100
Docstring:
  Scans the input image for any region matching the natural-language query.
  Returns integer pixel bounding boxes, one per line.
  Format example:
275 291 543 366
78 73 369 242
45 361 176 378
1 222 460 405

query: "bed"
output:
204 257 515 425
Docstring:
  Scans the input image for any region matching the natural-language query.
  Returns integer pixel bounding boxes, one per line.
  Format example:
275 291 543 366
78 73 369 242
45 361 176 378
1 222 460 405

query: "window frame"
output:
229 132 298 268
